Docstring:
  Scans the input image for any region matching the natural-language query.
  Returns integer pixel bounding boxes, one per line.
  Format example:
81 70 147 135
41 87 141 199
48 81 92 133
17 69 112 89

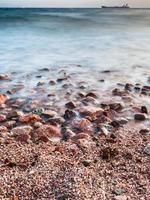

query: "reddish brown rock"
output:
11 126 33 136
42 110 57 118
85 92 98 99
0 94 8 105
0 126 8 133
0 114 6 122
19 114 42 123
34 125 62 142
16 133 31 143
80 106 104 119
65 101 76 109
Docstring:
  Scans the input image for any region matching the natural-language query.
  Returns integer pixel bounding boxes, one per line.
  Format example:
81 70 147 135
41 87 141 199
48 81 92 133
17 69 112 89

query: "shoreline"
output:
0 68 150 200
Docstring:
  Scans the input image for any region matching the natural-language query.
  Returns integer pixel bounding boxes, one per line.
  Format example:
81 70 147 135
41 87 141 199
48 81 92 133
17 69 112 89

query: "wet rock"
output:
80 106 104 119
57 77 68 82
49 80 56 85
109 103 123 112
141 106 148 114
19 113 42 123
65 101 76 109
11 126 33 136
0 114 6 122
7 110 23 119
42 110 57 118
139 128 149 135
110 120 121 128
34 125 62 142
64 109 76 120
85 92 98 99
0 74 11 81
47 117 65 124
39 67 49 72
78 118 93 133
34 121 43 128
143 143 150 155
134 113 146 121
37 81 45 86
0 94 8 105
124 83 133 91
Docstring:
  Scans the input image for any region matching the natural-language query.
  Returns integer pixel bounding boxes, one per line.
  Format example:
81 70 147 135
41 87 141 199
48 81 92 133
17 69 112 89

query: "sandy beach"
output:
0 67 150 200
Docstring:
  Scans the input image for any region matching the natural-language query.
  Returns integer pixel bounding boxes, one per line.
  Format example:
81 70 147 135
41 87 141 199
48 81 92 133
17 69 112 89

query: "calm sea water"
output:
0 8 150 89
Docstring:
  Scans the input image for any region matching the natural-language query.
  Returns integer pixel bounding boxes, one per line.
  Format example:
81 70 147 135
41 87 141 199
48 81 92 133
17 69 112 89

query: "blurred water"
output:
0 8 150 87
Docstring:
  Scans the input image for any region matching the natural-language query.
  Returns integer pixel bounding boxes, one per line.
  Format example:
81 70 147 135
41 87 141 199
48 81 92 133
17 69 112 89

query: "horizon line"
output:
0 6 150 9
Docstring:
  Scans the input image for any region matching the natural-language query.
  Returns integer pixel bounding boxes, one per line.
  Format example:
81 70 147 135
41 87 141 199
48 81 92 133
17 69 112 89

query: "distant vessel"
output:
101 4 130 9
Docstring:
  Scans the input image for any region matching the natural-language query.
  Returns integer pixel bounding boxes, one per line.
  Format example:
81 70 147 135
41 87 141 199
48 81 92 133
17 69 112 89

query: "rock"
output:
0 94 8 105
134 113 146 121
80 106 104 119
49 80 56 85
125 83 133 91
71 132 90 141
19 114 42 123
78 118 93 133
109 103 123 112
100 126 109 136
141 106 148 114
0 132 11 138
39 67 49 72
7 110 23 119
63 129 76 140
0 126 8 133
110 120 121 128
34 122 43 128
4 120 16 128
37 81 45 86
0 74 11 81
65 101 76 109
16 133 31 143
112 88 125 96
143 143 150 155
0 114 6 122
64 109 76 120
42 110 57 118
139 129 150 135
11 126 33 136
82 160 92 167
38 135 49 142
34 125 62 142
85 92 97 99
47 117 65 124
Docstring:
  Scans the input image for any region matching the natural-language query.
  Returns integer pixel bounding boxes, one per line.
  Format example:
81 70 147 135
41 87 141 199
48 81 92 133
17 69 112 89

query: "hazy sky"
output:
0 0 150 8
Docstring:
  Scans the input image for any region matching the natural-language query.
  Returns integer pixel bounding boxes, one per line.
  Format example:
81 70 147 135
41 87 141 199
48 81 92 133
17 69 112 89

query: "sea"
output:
0 8 150 99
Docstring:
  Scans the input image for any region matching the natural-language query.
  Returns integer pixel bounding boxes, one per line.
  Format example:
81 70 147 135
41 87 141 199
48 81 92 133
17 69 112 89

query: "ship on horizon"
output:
101 4 130 9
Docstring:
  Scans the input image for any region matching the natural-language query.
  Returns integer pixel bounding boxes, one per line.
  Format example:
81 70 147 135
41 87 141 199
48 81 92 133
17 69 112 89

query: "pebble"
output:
0 114 6 122
71 132 90 141
34 125 62 142
0 94 8 105
16 133 31 143
114 195 127 200
65 101 76 109
143 143 150 156
19 113 42 123
80 106 104 119
141 106 148 114
0 126 8 133
11 126 33 136
0 74 11 80
139 129 149 135
42 110 57 118
4 120 16 128
82 160 92 167
134 113 146 121
34 121 43 128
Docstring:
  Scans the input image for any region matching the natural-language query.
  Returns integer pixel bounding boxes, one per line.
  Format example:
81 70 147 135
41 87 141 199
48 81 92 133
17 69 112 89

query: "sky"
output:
0 0 150 8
